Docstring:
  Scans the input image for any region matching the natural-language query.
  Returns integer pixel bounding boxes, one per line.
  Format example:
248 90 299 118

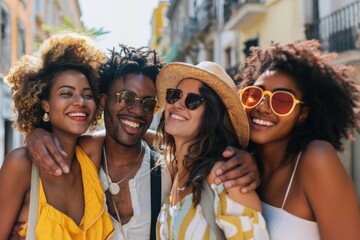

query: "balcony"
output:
181 17 198 48
224 0 266 30
306 1 360 63
196 0 216 32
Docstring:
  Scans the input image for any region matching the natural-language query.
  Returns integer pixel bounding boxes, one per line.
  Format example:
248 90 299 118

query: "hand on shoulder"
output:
207 162 262 211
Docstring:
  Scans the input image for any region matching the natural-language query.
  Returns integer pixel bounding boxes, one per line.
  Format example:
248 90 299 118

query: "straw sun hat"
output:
156 61 249 149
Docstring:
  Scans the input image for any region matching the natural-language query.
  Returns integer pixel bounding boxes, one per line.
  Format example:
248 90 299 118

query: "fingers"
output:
215 146 261 193
216 146 253 176
240 178 261 193
50 137 69 173
221 146 236 159
215 163 254 185
27 135 68 176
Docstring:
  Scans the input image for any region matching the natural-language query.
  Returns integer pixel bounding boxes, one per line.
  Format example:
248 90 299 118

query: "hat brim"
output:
156 62 249 149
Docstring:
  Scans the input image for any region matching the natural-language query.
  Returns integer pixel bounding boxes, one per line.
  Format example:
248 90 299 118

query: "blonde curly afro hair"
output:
5 32 106 135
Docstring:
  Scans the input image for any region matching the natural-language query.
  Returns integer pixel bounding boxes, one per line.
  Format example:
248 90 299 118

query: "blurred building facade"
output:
161 0 360 197
0 0 83 166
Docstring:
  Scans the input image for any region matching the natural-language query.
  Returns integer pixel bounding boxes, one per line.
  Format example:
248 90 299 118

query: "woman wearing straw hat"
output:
154 61 269 239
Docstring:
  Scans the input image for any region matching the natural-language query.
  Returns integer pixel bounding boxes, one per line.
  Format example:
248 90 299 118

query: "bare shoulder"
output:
1 147 32 185
299 140 343 176
3 148 32 172
299 142 360 238
299 140 354 200
78 132 105 168
207 161 262 211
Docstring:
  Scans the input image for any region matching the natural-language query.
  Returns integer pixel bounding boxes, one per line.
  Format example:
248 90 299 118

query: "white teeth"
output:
253 118 275 126
171 113 185 120
68 112 86 117
121 119 140 128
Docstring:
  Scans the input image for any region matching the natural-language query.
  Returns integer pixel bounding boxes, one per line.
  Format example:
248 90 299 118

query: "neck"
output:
174 141 189 180
104 136 143 166
51 130 77 168
258 141 289 174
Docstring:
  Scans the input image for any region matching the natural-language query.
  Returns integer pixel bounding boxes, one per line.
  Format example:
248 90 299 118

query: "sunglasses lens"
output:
143 98 159 114
185 93 204 110
166 88 181 104
241 87 263 107
118 91 135 107
272 92 295 115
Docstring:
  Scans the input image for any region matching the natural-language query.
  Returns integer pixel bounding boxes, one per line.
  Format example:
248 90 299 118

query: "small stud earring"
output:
42 112 50 122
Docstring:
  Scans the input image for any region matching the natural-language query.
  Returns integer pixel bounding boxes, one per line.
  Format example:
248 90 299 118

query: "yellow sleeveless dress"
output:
19 146 114 239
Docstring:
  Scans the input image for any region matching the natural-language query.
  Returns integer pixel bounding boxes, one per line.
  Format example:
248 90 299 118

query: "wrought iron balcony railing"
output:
196 0 216 32
224 0 265 23
181 17 198 43
306 1 360 53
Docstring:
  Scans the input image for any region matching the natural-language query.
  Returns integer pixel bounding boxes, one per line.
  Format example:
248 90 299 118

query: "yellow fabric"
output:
157 184 269 240
19 146 114 239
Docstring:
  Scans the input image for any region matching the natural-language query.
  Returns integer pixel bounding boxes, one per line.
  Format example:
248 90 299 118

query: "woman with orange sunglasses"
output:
237 40 360 240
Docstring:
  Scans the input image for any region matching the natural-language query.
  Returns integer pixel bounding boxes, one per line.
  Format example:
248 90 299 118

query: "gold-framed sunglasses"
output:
240 86 304 116
116 90 159 115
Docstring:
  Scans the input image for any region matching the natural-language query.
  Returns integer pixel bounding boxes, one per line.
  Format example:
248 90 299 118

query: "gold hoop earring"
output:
42 112 50 122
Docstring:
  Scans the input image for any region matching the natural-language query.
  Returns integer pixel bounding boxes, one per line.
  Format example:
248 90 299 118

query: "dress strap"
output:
281 152 302 209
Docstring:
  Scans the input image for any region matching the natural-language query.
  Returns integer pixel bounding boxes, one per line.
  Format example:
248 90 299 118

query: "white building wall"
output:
0 79 23 167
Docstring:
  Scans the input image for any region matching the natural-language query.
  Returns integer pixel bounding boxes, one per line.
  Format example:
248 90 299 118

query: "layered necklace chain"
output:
102 143 144 240
103 143 143 195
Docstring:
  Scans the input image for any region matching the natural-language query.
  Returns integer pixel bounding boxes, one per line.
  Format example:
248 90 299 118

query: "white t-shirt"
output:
100 142 172 240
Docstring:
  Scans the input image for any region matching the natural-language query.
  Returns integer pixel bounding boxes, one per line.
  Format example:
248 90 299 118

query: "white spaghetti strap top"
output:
261 152 321 240
281 151 302 209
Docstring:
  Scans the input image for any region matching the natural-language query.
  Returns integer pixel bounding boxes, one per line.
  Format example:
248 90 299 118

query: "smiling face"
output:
247 70 306 146
102 73 156 147
42 69 96 137
164 79 205 146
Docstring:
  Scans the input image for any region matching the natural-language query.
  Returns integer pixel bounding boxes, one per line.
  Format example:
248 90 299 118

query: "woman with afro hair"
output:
237 39 360 239
0 32 114 239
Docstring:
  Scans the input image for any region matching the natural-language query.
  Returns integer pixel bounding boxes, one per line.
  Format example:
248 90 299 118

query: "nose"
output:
128 98 144 114
173 95 185 109
255 94 272 114
73 94 85 106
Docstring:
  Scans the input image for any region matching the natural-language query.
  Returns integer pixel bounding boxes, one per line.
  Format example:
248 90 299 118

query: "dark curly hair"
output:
5 32 106 135
156 83 240 205
99 45 165 94
236 39 360 163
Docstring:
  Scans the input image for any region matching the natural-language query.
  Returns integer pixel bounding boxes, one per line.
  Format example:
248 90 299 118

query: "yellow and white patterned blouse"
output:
156 184 269 240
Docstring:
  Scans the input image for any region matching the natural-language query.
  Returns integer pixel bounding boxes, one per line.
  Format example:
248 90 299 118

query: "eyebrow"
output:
57 85 92 91
256 85 298 95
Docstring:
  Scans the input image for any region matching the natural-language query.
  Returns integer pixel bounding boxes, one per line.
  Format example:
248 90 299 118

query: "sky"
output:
78 0 160 52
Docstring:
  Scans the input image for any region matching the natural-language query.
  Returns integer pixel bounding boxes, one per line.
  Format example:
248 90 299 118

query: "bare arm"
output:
25 128 68 176
208 161 262 211
214 146 260 193
77 133 106 170
304 141 360 239
25 128 106 175
0 148 31 239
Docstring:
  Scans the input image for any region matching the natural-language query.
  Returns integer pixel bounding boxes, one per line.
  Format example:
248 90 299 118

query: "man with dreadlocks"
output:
26 45 260 239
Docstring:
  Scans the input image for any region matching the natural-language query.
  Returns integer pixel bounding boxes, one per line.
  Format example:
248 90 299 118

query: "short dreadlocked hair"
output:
5 32 106 135
99 45 165 94
236 39 360 162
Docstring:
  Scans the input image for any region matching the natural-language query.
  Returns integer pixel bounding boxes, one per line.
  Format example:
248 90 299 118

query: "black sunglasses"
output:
116 90 159 115
166 88 206 110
